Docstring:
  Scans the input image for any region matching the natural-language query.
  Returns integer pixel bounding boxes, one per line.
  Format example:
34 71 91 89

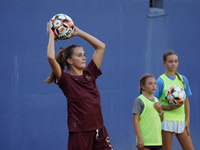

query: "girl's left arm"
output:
71 26 105 69
184 97 191 136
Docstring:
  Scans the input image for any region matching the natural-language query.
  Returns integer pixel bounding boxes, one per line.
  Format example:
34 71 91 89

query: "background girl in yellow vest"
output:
133 75 164 150
154 50 194 150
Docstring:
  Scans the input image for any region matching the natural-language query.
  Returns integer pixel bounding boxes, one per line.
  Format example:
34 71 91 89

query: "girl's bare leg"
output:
162 130 173 150
175 129 194 150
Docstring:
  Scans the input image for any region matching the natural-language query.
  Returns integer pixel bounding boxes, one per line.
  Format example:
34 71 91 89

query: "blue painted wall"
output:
0 0 200 149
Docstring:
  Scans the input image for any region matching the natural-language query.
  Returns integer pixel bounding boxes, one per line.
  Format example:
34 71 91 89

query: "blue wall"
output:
0 0 200 149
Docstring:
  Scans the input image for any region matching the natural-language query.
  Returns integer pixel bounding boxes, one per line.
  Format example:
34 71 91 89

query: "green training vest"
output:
160 74 185 121
137 94 162 146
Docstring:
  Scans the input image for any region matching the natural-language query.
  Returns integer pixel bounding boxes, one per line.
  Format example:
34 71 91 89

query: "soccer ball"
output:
50 14 74 40
165 86 186 106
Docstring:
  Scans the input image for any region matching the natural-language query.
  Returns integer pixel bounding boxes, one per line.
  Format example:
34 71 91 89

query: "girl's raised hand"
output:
46 22 53 35
67 26 80 39
46 22 57 40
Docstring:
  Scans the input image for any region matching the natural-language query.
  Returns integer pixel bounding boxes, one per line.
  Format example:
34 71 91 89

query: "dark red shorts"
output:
68 126 113 150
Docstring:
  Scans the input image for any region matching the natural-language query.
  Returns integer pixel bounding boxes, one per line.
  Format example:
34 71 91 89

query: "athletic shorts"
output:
68 126 113 150
162 120 185 133
145 145 162 150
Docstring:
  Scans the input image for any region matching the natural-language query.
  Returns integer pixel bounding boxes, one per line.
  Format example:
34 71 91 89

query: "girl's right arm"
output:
46 22 61 80
133 114 144 149
162 103 183 110
154 102 164 121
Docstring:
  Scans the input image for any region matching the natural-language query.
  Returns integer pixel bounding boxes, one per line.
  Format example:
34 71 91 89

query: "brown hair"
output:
45 44 81 84
140 74 155 94
163 50 185 88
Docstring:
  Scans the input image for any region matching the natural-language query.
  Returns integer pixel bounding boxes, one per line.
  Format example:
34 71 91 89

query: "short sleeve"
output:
182 75 192 97
132 98 144 115
84 59 102 79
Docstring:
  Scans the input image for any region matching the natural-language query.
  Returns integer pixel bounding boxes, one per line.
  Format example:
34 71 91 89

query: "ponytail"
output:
45 51 66 84
175 71 186 88
140 87 143 95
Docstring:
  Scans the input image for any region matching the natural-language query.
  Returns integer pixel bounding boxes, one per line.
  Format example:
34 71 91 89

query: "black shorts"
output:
145 145 162 150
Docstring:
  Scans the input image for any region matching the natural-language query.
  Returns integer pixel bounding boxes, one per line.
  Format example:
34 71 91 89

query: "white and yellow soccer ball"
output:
50 14 74 40
165 86 186 106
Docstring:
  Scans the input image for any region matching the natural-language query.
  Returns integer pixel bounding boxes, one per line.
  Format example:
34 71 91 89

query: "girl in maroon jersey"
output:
46 22 113 150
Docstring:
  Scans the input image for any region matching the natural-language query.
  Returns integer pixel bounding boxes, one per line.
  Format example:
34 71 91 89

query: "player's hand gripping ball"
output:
50 14 74 40
165 86 186 106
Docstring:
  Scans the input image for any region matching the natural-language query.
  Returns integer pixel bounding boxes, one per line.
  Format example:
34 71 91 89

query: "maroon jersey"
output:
56 60 104 132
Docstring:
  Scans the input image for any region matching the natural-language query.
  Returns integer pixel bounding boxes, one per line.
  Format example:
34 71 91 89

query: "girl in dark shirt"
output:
46 22 113 150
